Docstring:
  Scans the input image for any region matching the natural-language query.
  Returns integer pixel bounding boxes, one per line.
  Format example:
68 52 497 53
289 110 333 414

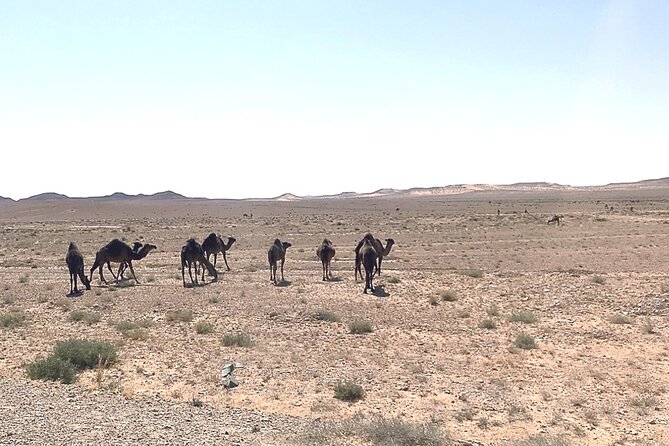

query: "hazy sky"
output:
1 1 668 199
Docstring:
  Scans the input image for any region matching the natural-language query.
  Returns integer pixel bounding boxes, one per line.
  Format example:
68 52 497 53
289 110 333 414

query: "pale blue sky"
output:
1 1 667 199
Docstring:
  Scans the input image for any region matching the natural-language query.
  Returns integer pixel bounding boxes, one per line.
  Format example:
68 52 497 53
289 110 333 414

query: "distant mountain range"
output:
2 178 668 202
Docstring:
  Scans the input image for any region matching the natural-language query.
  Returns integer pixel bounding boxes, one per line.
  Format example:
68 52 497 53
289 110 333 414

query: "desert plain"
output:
1 183 669 446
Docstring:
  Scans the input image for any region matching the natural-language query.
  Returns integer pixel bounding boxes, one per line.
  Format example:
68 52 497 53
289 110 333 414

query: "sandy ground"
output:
1 188 669 445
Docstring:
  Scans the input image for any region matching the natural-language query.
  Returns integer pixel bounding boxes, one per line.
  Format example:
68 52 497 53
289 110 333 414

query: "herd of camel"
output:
64 233 395 296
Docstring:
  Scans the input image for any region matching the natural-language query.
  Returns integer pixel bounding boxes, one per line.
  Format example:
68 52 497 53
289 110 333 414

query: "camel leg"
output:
280 259 285 282
117 263 125 280
69 272 75 295
223 251 230 271
200 259 205 282
212 252 217 268
99 266 108 285
187 261 195 285
182 263 187 287
322 261 326 281
127 261 140 284
106 261 118 281
376 257 383 276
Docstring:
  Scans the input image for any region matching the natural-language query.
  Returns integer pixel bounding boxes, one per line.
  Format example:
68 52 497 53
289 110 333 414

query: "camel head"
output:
227 236 237 246
82 274 91 290
133 243 157 260
282 242 292 250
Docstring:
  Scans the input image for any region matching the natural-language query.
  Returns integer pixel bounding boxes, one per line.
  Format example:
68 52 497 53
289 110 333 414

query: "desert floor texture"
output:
1 187 668 446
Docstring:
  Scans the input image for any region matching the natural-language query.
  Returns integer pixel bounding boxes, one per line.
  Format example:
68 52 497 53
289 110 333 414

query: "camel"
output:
316 239 335 281
268 239 292 285
181 238 218 287
65 242 90 295
547 215 562 226
117 242 143 280
354 233 395 280
201 233 236 277
90 239 156 285
360 238 378 294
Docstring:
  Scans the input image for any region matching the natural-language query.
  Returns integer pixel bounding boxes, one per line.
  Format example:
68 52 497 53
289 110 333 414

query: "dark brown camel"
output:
354 233 395 280
117 242 143 280
201 233 236 279
360 238 378 294
268 239 291 285
65 242 91 295
316 239 335 281
90 239 156 285
181 238 218 287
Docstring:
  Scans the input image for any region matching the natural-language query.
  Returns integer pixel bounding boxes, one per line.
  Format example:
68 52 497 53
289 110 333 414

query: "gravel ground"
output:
0 378 304 446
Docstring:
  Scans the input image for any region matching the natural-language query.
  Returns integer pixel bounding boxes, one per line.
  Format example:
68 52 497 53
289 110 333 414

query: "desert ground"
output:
1 187 669 446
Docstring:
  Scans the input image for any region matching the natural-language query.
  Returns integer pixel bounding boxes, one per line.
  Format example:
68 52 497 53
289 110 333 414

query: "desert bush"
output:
53 339 118 370
0 311 25 329
642 319 657 334
26 356 77 384
348 320 373 334
304 416 446 446
461 269 483 278
457 309 470 318
334 380 364 402
479 319 497 330
440 290 457 302
610 314 633 325
591 275 605 285
121 329 149 341
314 309 340 322
514 333 537 350
387 276 401 284
486 304 500 316
513 435 570 446
19 274 29 284
508 311 538 324
194 321 215 334
429 296 439 306
166 309 193 323
222 332 254 347
1 295 15 305
68 311 101 325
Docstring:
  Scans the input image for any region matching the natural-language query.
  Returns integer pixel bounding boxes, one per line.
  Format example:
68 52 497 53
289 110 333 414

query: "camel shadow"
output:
275 280 292 287
184 281 214 289
66 290 84 298
325 277 343 283
372 285 389 297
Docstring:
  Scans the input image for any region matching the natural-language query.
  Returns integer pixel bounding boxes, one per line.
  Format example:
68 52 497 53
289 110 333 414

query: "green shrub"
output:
348 320 373 334
222 332 254 347
194 321 215 334
53 339 118 370
0 311 25 329
440 290 457 302
166 309 193 323
314 310 341 322
514 333 537 350
461 269 483 278
334 380 364 402
26 356 77 384
68 311 101 325
479 319 497 329
610 314 633 325
508 311 538 324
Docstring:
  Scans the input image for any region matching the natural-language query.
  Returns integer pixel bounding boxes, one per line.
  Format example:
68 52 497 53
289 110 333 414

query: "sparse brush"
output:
26 356 77 384
610 314 633 325
479 319 497 329
591 275 605 285
1 296 15 305
68 311 101 325
194 321 215 334
0 311 25 329
53 339 118 370
348 320 373 334
514 333 537 350
166 309 193 323
18 274 29 284
222 332 254 347
314 309 340 322
486 304 500 316
386 276 401 284
334 380 364 402
457 309 470 318
642 319 657 334
513 435 571 446
121 329 149 341
508 311 538 324
440 290 457 302
461 269 483 278
429 296 439 306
